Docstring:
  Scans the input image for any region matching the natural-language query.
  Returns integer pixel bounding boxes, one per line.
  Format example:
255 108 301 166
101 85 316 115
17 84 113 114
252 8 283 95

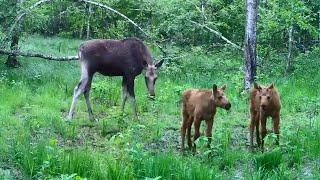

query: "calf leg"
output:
272 114 280 145
255 115 261 147
180 113 188 152
193 116 201 152
249 112 257 149
260 114 267 150
187 117 193 150
121 77 128 112
205 119 213 148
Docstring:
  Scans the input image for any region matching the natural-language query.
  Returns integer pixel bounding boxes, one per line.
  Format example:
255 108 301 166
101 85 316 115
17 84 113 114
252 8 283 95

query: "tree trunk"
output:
5 0 22 68
318 11 320 44
243 0 258 91
5 32 20 67
86 4 92 39
285 25 294 75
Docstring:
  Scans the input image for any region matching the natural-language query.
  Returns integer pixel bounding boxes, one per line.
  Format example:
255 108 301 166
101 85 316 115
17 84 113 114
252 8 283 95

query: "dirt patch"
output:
143 127 180 152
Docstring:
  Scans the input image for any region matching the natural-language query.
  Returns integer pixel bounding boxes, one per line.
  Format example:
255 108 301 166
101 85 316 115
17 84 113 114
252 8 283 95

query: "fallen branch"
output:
0 49 78 61
190 20 244 51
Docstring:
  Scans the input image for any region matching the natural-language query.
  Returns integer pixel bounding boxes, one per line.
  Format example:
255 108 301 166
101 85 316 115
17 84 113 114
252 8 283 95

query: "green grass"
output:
0 35 319 179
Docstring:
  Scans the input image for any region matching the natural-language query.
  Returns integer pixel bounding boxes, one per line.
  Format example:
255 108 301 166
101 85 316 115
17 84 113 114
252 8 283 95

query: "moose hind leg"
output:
180 117 187 152
187 118 193 150
68 80 85 120
192 116 201 152
83 77 94 121
205 119 213 148
68 64 91 120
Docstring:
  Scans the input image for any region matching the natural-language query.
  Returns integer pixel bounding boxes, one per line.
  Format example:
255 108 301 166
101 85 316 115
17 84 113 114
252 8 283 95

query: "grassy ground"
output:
0 36 319 179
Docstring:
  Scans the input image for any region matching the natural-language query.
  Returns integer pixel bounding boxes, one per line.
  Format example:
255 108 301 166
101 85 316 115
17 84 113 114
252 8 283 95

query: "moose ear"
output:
254 82 261 90
155 59 164 68
268 83 274 89
212 84 218 92
221 84 227 90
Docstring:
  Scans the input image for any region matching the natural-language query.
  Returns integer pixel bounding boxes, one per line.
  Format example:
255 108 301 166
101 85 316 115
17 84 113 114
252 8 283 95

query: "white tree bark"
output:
286 25 294 74
318 11 320 43
86 4 92 39
243 0 258 91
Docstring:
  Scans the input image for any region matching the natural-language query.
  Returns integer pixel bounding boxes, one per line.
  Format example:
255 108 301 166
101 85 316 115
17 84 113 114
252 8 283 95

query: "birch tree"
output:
243 0 258 91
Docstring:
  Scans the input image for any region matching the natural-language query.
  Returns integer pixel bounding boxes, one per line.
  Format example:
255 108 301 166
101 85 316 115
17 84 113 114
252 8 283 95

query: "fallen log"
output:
0 49 78 61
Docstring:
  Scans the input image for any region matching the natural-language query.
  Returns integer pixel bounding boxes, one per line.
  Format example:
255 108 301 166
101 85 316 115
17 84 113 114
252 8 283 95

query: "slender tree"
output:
286 24 294 75
5 0 22 68
244 0 258 91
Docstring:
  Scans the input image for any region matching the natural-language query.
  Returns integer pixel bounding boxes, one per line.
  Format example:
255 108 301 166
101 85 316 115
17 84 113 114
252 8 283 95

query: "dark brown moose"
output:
68 38 164 120
181 84 231 152
249 82 281 150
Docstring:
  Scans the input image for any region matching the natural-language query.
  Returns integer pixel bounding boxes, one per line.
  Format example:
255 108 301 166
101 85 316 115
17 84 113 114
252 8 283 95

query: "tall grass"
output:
0 36 319 179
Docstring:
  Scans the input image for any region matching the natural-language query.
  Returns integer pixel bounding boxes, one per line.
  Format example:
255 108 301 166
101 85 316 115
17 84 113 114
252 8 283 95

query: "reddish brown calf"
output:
249 83 281 150
181 84 231 152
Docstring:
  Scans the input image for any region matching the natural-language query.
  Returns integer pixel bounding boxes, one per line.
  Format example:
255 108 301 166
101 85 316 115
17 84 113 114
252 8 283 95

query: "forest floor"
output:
0 36 319 179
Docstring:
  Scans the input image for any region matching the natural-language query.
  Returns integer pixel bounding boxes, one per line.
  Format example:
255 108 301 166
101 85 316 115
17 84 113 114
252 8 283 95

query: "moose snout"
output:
261 105 267 111
148 92 155 100
225 103 231 110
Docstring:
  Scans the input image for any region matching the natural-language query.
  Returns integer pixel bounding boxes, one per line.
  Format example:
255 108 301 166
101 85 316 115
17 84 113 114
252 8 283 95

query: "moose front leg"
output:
205 119 213 148
249 112 258 150
121 77 128 112
272 114 280 145
126 77 137 117
260 113 267 151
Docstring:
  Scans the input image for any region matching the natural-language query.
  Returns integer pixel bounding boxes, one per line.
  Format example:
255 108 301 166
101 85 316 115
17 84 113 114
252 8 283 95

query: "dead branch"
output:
190 20 244 51
0 49 78 61
81 0 149 37
81 0 167 56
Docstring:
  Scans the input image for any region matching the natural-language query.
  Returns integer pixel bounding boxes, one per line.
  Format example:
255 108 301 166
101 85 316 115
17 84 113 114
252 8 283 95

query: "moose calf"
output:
181 84 231 152
249 83 281 150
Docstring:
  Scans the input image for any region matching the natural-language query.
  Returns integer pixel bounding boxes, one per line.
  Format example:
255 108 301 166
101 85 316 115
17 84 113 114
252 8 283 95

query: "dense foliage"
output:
1 0 319 51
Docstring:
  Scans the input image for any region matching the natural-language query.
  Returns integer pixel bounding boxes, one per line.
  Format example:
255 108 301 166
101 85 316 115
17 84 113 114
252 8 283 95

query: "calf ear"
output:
254 82 261 90
268 83 274 89
221 84 227 90
212 84 218 92
155 59 164 68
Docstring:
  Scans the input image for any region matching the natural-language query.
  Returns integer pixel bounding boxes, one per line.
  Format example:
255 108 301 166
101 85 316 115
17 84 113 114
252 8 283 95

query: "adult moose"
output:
67 38 164 120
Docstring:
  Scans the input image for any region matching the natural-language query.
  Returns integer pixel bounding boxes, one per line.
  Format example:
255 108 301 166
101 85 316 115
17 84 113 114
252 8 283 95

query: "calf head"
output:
144 60 164 98
211 84 231 110
254 82 274 112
